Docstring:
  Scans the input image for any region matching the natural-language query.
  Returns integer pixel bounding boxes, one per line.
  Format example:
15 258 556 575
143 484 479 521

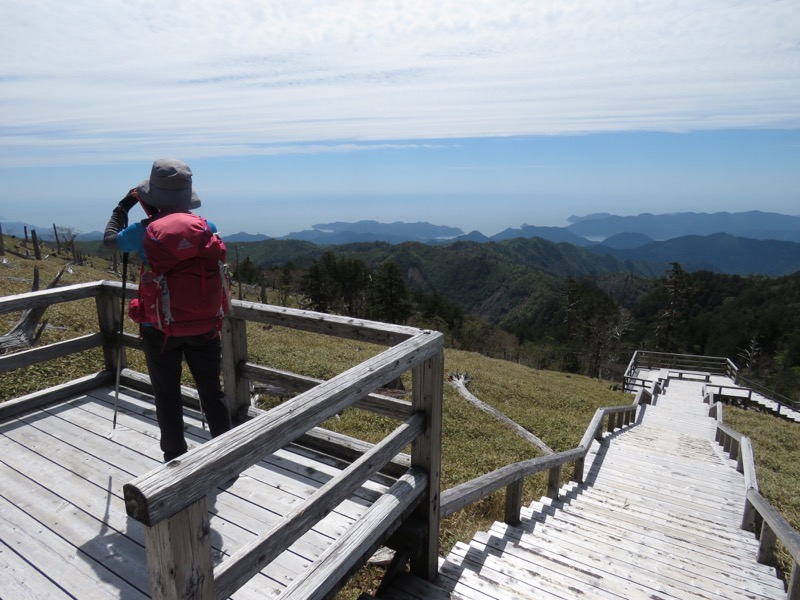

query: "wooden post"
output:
0 222 5 256
23 225 28 246
504 480 523 525
31 230 42 260
409 345 443 582
573 456 585 484
220 315 250 422
547 465 562 499
595 420 604 442
96 286 125 373
787 561 799 600
143 496 214 600
53 224 61 253
728 437 740 461
757 521 777 566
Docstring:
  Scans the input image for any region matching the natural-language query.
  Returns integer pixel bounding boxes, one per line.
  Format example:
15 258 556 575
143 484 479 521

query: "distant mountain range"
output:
222 210 800 246
10 210 800 277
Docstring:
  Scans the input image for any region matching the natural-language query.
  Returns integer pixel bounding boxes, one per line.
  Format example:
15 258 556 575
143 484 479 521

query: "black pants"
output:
141 326 232 461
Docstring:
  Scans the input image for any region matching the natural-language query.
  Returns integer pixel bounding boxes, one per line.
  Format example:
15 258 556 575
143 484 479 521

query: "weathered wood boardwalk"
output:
374 371 788 599
0 384 390 599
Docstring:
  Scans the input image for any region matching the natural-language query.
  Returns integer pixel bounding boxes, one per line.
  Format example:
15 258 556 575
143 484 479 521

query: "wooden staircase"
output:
369 378 788 599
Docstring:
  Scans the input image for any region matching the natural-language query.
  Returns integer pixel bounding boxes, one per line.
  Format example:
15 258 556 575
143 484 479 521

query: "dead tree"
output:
0 264 68 353
30 230 42 260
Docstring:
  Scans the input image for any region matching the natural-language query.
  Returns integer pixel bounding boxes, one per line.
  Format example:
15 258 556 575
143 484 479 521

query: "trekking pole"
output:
113 252 129 429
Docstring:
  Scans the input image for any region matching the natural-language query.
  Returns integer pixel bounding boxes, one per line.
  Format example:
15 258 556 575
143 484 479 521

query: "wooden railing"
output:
738 375 800 413
708 401 800 599
0 281 445 599
439 382 657 525
624 350 738 391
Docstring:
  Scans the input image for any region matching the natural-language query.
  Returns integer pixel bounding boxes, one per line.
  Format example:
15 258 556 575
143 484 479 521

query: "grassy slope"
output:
2 235 797 595
723 407 800 581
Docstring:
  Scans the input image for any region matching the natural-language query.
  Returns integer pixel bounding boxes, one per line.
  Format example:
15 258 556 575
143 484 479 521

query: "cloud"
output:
1 0 798 166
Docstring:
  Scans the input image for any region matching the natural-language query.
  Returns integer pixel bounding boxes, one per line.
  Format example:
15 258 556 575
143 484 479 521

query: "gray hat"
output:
136 158 201 211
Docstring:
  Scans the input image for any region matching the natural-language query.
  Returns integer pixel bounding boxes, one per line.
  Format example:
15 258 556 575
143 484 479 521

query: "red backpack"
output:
129 212 231 337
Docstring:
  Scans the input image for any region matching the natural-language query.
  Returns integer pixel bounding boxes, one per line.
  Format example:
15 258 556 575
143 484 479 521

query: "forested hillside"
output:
77 234 800 399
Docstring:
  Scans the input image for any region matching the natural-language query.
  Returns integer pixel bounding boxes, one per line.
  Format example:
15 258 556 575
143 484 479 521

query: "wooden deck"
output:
373 371 791 599
0 383 390 599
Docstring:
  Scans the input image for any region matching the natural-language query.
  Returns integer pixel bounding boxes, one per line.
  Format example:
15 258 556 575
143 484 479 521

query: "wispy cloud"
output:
1 0 798 166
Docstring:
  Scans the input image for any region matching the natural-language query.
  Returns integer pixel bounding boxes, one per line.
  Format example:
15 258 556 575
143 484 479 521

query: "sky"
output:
1 1 798 238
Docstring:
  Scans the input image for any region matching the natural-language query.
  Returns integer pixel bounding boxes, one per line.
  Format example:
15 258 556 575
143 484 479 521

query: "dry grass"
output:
723 406 800 582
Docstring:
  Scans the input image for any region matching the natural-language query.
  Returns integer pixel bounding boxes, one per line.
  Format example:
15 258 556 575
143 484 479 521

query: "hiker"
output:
103 158 232 462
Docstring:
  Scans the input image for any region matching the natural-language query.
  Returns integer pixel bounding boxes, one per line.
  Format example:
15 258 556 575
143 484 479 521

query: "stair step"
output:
512 505 781 583
442 542 614 599
460 529 727 600
524 497 762 561
550 483 749 533
558 488 751 539
487 520 784 598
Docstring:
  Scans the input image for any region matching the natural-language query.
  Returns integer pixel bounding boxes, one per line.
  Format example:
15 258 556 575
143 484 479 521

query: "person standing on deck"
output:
103 158 232 462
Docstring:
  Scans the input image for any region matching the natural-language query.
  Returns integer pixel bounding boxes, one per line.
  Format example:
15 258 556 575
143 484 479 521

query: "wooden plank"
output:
0 280 103 315
517 503 782 583
495 517 784 597
214 413 423 598
0 371 113 421
529 495 761 560
0 332 104 373
0 459 150 597
0 536 76 600
572 485 749 535
439 545 579 600
244 363 414 420
440 448 583 519
290 421 411 479
229 299 421 345
0 504 145 600
504 521 783 598
279 468 428 600
464 530 723 600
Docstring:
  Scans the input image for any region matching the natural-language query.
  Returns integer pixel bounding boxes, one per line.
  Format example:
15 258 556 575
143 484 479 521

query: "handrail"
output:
439 384 653 524
739 375 800 412
122 331 442 526
709 401 800 599
625 349 738 379
0 281 446 599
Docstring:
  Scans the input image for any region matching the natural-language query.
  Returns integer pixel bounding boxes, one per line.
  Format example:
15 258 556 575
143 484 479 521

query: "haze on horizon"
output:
1 1 798 238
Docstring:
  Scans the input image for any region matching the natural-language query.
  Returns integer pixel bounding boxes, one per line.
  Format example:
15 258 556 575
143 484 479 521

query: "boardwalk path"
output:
379 374 786 599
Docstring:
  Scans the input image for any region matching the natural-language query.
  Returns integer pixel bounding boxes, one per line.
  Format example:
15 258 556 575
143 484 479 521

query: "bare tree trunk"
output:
448 372 554 454
0 265 68 353
31 230 42 260
53 223 61 253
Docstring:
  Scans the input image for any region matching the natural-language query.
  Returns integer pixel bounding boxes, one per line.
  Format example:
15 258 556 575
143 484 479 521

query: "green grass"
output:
2 236 797 596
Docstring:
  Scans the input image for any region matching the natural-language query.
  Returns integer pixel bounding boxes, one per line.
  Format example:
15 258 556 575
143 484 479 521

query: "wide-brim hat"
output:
136 158 201 211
